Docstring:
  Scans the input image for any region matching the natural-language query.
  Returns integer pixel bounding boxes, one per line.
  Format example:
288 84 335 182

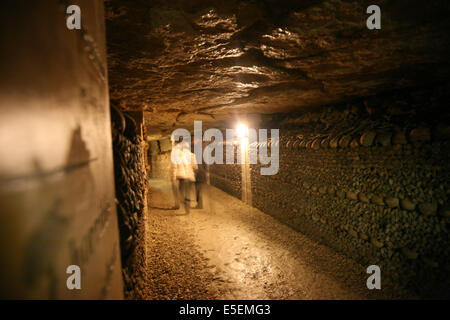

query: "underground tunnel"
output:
0 0 450 302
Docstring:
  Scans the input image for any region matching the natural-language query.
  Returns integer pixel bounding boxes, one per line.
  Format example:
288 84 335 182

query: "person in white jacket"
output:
171 141 198 214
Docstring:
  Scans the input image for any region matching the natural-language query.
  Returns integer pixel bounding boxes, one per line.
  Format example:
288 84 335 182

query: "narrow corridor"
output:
143 179 412 300
2 0 449 301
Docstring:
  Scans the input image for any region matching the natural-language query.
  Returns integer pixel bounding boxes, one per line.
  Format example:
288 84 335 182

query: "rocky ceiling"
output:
105 0 450 134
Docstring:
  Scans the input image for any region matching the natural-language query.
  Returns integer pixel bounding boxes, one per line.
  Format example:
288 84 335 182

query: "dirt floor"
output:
143 179 414 300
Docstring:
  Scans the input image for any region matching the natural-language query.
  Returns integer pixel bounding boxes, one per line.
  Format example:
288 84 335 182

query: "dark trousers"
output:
174 178 191 213
195 181 204 209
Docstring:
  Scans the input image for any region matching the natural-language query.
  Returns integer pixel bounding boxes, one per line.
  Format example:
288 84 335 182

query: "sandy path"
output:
143 179 411 299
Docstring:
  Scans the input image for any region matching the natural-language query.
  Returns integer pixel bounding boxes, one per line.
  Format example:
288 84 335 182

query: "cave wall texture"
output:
110 109 149 299
210 83 450 297
105 0 450 132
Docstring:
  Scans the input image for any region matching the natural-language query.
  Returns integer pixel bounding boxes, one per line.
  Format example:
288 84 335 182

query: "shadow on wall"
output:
0 126 123 299
23 126 95 299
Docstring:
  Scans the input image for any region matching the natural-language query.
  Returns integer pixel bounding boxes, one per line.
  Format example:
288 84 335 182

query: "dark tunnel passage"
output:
0 0 450 301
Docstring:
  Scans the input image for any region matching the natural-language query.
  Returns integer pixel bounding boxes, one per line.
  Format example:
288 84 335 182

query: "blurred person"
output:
194 162 208 209
171 141 197 214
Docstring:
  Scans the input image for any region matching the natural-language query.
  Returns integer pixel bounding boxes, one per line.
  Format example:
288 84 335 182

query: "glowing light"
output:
236 123 248 139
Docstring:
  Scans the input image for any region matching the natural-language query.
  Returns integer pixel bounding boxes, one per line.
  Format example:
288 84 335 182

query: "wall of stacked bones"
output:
209 161 242 201
110 107 148 299
211 84 450 297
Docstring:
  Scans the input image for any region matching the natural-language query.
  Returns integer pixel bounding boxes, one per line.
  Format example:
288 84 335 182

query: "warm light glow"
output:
241 136 249 151
236 123 249 138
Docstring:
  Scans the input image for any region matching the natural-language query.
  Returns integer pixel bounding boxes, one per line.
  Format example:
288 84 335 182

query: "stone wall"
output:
209 161 242 201
148 138 175 181
208 140 243 200
0 1 123 299
213 84 450 297
111 109 148 299
149 151 172 181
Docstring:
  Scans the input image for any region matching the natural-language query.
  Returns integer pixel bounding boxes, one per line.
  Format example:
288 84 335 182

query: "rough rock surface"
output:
111 108 148 298
105 0 450 131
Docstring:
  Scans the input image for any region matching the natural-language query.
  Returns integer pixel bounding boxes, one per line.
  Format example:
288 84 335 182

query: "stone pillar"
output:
241 139 252 206
0 1 123 299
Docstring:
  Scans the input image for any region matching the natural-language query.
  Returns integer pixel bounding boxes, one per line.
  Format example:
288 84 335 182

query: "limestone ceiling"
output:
105 0 450 132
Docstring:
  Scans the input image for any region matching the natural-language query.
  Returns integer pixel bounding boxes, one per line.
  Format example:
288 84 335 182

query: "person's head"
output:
180 141 190 150
170 132 180 147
